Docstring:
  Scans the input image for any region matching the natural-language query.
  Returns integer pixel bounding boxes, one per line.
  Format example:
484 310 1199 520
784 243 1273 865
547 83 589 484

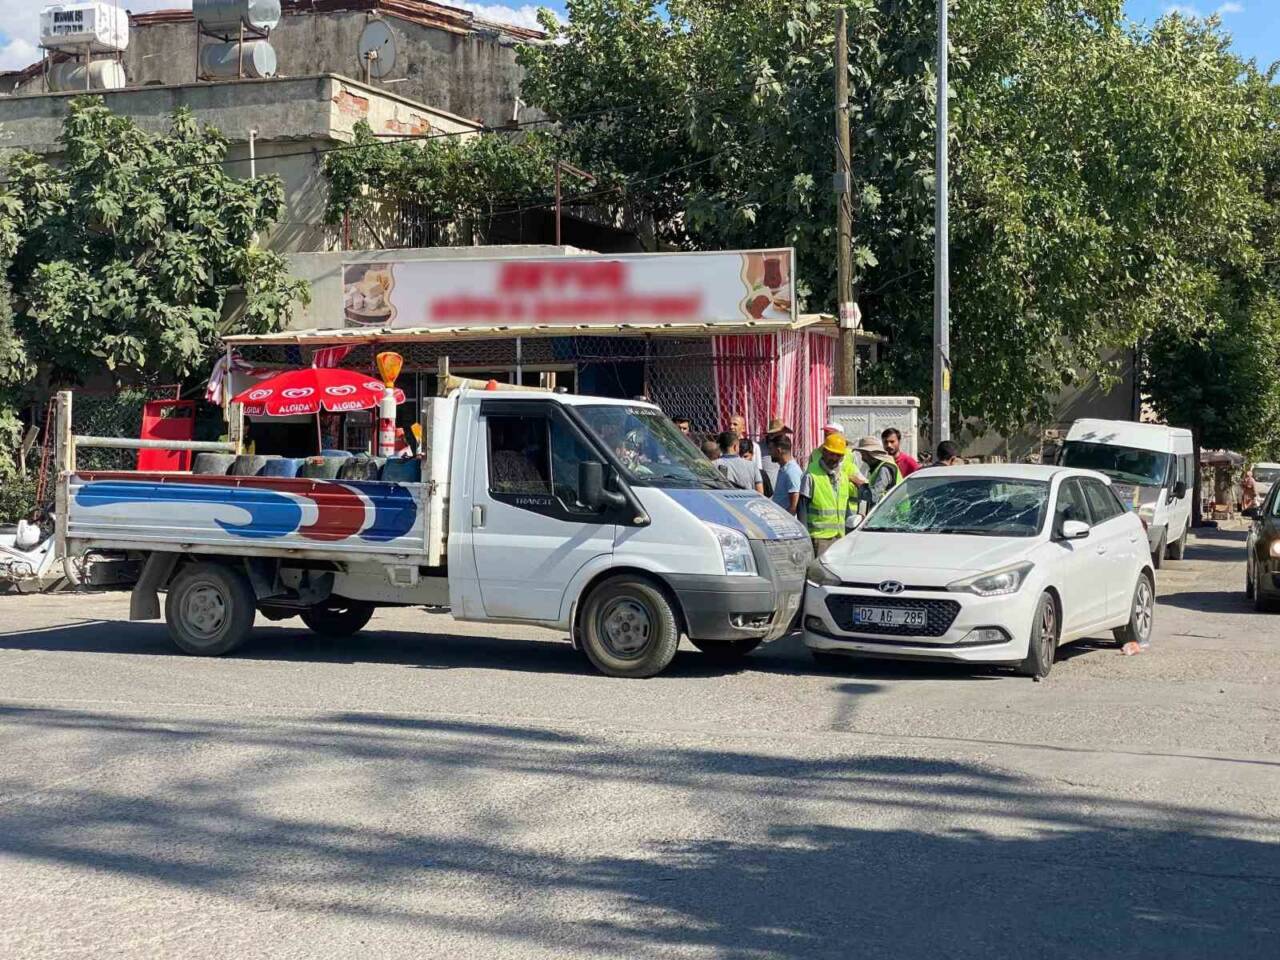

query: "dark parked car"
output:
1244 484 1280 611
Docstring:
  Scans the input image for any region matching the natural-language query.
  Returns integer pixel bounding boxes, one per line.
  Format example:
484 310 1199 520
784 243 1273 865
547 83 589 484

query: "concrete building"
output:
0 73 481 253
2 1 544 129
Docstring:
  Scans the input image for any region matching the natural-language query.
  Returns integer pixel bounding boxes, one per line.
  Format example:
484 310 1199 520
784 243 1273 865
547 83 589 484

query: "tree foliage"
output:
3 97 307 384
321 122 563 238
520 1 1276 437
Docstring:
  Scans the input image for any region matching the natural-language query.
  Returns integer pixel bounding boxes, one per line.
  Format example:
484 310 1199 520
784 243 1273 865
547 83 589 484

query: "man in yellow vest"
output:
800 433 855 557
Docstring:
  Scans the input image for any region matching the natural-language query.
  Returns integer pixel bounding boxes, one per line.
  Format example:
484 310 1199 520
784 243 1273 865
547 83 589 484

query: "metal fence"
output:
34 385 181 515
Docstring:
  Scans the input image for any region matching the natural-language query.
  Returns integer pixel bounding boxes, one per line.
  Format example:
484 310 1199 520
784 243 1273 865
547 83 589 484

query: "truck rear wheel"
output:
579 576 680 678
300 600 375 637
165 562 256 656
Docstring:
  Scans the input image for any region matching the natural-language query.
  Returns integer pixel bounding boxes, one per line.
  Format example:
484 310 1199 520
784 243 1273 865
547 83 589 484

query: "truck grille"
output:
764 539 811 582
824 595 961 638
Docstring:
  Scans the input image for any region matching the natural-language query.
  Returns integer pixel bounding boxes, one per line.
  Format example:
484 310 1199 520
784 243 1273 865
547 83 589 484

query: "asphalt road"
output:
1 525 1277 959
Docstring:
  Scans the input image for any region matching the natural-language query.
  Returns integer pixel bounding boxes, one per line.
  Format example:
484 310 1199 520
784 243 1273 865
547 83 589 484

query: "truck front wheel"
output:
165 562 256 656
300 600 375 637
579 577 680 678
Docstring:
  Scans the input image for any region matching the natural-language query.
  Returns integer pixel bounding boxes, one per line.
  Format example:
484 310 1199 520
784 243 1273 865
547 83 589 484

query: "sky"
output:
0 2 1273 73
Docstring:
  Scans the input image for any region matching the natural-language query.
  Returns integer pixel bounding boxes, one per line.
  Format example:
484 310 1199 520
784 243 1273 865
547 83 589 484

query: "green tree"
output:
321 122 563 242
520 1 1272 437
4 97 307 385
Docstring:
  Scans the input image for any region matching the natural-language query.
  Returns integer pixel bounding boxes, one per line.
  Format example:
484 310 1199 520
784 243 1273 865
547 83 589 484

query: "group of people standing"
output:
675 412 963 557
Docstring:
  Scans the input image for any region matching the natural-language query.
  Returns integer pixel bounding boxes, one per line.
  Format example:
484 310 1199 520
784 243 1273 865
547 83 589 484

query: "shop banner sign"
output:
341 250 795 330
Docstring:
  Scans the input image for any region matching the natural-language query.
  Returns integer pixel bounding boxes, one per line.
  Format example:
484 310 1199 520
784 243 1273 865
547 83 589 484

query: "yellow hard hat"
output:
823 434 848 456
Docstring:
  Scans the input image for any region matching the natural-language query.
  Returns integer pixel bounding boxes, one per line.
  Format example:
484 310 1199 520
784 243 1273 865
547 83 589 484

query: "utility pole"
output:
834 7 857 396
932 0 951 446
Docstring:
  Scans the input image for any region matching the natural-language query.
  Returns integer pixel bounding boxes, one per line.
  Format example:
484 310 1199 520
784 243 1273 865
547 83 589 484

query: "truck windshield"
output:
1254 466 1280 484
1060 441 1170 486
576 406 729 489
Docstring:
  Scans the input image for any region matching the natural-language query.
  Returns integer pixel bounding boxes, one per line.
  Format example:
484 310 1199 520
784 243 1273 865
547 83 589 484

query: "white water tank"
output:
193 0 282 35
39 3 129 53
199 39 277 79
48 58 127 91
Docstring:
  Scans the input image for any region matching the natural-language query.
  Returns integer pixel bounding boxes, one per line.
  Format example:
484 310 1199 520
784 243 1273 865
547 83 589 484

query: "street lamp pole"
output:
932 0 951 448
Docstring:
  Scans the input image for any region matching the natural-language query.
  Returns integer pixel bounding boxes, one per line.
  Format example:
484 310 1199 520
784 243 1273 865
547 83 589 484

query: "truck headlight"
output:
806 559 841 587
1137 502 1155 528
707 523 757 577
948 562 1034 597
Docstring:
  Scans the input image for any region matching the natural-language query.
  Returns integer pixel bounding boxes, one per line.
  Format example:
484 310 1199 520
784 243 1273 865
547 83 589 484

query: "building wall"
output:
8 7 539 129
0 74 479 254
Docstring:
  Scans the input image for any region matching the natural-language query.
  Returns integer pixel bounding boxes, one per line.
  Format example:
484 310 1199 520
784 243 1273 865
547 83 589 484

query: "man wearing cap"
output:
800 433 856 556
808 423 866 486
853 435 903 512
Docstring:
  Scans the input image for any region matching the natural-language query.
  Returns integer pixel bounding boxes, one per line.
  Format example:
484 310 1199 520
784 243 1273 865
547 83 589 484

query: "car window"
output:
488 415 551 495
1082 478 1125 523
1055 479 1091 527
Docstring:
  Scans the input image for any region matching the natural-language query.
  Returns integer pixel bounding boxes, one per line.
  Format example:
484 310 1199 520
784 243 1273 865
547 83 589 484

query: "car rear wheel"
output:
1015 592 1058 679
1113 572 1155 647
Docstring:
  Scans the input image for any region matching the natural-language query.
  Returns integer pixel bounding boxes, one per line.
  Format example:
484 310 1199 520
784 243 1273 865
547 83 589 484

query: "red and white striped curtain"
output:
712 330 835 457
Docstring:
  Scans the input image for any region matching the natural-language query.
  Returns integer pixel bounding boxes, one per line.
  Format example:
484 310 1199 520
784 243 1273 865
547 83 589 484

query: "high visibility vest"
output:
806 460 853 539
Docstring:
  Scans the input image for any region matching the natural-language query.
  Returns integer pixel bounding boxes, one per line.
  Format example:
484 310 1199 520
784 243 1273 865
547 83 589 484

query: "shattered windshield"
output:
1061 441 1170 486
863 475 1050 537
576 405 729 489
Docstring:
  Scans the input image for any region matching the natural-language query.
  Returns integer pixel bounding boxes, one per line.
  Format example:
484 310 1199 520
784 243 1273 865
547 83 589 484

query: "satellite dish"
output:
357 20 397 80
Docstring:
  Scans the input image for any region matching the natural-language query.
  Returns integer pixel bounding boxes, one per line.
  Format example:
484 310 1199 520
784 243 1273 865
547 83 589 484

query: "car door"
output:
1081 476 1139 622
1052 478 1112 634
470 401 618 622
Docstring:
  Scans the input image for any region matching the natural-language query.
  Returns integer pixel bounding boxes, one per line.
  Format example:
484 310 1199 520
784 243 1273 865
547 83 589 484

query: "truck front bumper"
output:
665 538 811 643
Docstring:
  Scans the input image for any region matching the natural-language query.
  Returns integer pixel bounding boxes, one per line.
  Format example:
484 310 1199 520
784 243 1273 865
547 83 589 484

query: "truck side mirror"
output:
579 460 625 511
1171 480 1187 500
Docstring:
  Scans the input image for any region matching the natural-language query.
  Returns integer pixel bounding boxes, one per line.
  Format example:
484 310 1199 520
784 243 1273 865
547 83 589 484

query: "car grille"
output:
824 595 961 638
764 539 811 582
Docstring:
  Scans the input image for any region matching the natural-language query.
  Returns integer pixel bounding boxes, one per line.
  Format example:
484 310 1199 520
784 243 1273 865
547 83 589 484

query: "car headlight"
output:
1269 540 1280 559
1137 503 1155 527
947 561 1034 597
806 559 841 587
707 523 757 576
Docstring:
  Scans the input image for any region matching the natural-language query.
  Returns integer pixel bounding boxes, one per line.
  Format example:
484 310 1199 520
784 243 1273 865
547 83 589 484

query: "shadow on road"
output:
0 617 1013 683
0 704 1275 958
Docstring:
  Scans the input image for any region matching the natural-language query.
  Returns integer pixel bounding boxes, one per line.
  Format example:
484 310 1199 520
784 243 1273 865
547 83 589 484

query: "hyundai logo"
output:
877 580 905 595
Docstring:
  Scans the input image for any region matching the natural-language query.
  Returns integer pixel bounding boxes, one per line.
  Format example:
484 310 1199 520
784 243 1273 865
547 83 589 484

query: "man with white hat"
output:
808 422 865 486
853 435 902 512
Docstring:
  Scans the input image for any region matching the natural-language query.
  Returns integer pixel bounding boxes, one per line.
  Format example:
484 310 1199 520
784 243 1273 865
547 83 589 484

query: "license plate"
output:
852 606 926 628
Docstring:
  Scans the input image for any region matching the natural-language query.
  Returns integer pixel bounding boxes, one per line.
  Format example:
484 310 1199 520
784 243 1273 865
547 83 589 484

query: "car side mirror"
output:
847 513 865 531
1243 506 1260 520
1171 480 1187 500
579 460 625 511
1060 519 1091 541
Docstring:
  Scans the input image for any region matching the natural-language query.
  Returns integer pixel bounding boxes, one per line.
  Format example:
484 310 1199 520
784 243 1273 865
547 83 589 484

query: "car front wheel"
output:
1015 592 1058 679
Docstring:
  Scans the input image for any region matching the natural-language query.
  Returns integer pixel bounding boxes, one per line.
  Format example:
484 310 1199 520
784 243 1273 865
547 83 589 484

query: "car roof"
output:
458 388 659 411
917 463 1105 483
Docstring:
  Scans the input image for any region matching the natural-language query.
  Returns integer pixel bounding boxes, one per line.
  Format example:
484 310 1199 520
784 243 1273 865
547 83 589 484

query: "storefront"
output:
221 249 858 455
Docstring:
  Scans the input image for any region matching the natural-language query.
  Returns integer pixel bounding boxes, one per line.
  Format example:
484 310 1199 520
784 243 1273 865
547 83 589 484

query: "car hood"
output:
821 531 1035 586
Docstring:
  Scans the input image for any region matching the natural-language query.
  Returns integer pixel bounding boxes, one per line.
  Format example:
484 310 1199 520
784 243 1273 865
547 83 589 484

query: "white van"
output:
1252 462 1280 501
1059 419 1194 567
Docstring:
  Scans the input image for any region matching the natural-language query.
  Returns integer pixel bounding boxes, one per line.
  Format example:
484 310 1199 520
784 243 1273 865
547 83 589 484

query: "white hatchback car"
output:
803 465 1155 678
